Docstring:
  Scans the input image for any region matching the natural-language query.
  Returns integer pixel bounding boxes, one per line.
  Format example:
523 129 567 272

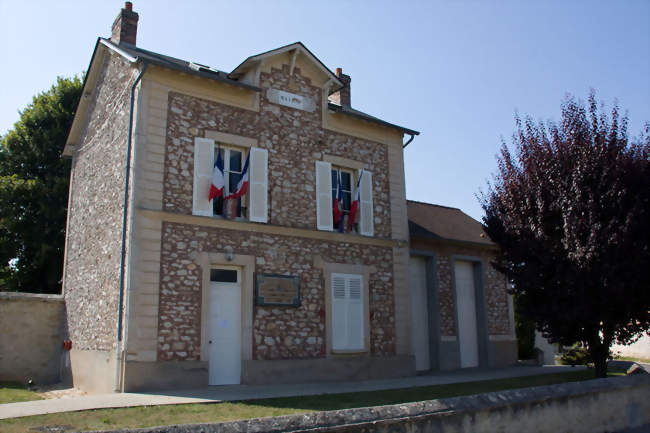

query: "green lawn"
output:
0 383 43 405
0 369 624 433
615 355 650 364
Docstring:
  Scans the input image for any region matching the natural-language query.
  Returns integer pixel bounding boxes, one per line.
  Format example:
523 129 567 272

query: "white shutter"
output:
331 273 365 351
315 161 333 231
359 170 374 236
331 274 347 350
347 275 364 350
193 137 215 216
248 147 268 223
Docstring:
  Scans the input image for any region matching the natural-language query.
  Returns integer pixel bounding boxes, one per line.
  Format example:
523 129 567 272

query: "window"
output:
315 160 373 236
193 137 268 222
331 167 357 233
213 146 247 219
331 273 365 351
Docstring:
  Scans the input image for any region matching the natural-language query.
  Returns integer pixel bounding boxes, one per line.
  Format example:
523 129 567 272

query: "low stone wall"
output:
0 292 65 385
98 375 649 433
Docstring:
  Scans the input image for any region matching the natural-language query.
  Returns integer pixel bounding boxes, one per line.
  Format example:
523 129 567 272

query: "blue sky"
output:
1 0 648 220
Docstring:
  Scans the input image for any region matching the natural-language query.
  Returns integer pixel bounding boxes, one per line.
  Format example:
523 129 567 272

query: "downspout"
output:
115 61 148 392
402 133 416 149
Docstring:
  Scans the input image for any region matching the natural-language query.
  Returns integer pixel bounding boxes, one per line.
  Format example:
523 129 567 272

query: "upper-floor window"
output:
213 146 248 219
193 137 268 223
331 167 357 233
315 160 373 236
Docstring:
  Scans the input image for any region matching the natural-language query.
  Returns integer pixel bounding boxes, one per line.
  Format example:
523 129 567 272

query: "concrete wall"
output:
0 292 64 385
612 334 650 360
103 375 650 433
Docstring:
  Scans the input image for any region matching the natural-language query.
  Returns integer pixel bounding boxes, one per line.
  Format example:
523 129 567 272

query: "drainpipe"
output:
115 61 148 392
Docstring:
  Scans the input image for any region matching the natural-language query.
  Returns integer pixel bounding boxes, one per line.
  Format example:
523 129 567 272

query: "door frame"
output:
199 251 255 371
451 255 489 368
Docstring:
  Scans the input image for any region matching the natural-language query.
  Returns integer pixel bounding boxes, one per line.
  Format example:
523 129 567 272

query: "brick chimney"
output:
111 2 139 46
330 67 351 107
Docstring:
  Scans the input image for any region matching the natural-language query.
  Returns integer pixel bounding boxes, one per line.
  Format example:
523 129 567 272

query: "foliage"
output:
559 343 591 367
0 76 82 293
481 92 650 378
514 293 536 359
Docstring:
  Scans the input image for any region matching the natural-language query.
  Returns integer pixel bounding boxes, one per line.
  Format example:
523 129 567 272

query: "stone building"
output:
407 200 516 372
61 3 515 393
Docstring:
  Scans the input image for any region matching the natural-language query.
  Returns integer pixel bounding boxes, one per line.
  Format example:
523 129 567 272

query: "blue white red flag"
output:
227 152 250 199
347 170 362 232
333 171 343 230
209 148 225 201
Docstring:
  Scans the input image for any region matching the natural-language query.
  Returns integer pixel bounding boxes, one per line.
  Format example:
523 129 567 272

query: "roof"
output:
328 103 419 136
407 200 493 246
229 42 344 92
65 39 418 155
100 38 260 92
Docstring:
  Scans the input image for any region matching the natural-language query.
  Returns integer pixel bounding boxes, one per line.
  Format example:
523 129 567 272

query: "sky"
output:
1 0 648 221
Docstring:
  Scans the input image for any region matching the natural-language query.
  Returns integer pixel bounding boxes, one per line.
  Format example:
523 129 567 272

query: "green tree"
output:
481 93 650 378
0 76 82 294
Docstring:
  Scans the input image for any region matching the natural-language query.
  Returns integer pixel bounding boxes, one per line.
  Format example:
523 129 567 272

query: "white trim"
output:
248 147 268 223
100 38 138 63
315 160 333 231
193 137 215 216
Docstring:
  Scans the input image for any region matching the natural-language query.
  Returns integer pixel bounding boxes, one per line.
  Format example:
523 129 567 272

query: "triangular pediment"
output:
229 42 343 93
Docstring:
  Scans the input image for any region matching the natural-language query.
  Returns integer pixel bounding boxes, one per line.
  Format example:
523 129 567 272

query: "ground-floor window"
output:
331 273 364 351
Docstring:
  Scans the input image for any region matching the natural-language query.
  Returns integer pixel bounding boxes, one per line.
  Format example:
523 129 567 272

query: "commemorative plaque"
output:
255 274 300 307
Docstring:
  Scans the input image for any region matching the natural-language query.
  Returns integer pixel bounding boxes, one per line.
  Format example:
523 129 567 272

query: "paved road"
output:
0 365 586 420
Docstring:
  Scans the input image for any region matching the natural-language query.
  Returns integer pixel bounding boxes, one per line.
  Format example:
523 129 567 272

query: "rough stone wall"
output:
157 222 395 361
162 64 392 238
63 52 139 351
411 240 511 336
0 292 65 384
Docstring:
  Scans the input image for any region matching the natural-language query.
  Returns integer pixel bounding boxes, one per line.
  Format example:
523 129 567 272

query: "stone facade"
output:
411 240 512 337
157 224 395 362
155 64 398 366
162 65 392 238
63 52 139 351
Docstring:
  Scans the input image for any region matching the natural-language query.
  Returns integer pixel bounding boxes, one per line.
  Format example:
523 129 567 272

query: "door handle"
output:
209 340 212 344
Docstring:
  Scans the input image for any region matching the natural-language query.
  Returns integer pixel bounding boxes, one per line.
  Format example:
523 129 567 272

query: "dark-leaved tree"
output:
0 76 82 294
481 92 650 378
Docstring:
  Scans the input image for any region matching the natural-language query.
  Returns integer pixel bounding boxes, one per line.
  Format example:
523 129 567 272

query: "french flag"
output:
333 171 343 231
209 149 225 201
348 170 362 232
227 152 250 199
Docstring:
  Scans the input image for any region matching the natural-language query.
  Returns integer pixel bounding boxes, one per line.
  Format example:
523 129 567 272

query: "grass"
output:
0 369 625 433
0 383 43 405
614 355 650 364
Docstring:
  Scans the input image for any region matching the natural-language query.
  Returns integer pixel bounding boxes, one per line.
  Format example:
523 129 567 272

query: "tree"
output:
0 76 82 294
481 92 650 378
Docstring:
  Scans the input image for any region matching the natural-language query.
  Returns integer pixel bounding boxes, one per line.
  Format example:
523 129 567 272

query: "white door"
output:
208 268 241 385
409 256 430 371
455 261 479 368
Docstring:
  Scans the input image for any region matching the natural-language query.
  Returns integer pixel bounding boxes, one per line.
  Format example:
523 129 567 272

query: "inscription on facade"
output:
266 88 316 112
256 274 300 306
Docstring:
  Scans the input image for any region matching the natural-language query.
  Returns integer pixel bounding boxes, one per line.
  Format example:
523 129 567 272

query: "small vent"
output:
189 62 221 75
349 278 362 299
333 277 346 299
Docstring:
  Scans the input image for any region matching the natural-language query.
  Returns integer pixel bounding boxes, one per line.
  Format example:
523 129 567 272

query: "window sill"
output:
330 349 369 356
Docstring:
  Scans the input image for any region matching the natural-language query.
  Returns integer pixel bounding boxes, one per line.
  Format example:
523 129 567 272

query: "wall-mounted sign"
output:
256 273 300 307
266 88 316 112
